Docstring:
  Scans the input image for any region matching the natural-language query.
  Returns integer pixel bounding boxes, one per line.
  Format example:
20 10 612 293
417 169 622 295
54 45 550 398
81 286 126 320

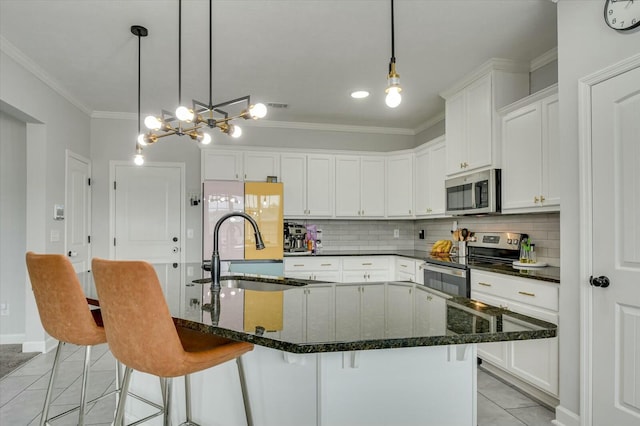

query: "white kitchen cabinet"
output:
394 257 416 282
284 257 341 282
414 287 448 336
471 269 559 399
386 153 414 217
202 149 279 182
281 153 334 218
341 256 391 283
440 60 529 176
243 151 279 181
501 86 560 213
386 283 414 337
414 137 447 217
335 155 385 218
335 284 385 341
202 150 243 180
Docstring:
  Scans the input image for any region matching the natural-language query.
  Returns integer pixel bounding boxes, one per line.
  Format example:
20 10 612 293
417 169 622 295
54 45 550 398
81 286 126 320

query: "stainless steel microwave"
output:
445 169 501 215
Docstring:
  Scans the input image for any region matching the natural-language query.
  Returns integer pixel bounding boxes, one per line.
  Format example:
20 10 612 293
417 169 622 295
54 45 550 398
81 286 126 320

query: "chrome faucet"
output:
211 212 265 290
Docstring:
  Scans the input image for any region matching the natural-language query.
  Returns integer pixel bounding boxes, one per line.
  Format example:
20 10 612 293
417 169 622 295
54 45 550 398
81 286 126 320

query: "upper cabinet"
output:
386 153 414 218
414 137 447 217
281 153 334 218
202 150 279 181
440 59 530 177
500 85 560 213
335 155 385 218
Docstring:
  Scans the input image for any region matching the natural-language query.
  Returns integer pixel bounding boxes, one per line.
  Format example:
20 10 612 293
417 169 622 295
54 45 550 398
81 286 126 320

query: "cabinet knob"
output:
534 196 540 204
540 195 546 203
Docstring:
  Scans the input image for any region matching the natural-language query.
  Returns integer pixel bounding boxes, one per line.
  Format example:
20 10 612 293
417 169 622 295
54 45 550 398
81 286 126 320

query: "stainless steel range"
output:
422 231 526 297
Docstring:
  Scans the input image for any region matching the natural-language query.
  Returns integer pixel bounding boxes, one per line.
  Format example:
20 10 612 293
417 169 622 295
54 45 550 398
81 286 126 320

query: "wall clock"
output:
604 0 640 31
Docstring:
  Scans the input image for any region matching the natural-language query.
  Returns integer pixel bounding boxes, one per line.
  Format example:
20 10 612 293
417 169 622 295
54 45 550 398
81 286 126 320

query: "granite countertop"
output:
85 263 557 354
284 249 430 260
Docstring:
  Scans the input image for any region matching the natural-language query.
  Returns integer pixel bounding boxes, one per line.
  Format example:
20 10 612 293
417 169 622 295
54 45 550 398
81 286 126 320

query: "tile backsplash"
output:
295 212 560 267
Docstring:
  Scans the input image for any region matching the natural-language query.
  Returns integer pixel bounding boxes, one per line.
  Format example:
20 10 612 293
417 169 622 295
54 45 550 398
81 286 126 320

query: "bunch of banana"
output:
430 240 452 254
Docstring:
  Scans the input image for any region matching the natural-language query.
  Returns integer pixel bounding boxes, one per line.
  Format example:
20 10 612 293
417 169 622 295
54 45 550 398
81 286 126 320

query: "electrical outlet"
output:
0 302 9 316
187 228 194 239
393 229 399 238
187 266 194 276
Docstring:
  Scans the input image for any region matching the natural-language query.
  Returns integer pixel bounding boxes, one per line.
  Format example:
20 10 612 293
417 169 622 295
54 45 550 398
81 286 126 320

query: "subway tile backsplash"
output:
297 212 560 267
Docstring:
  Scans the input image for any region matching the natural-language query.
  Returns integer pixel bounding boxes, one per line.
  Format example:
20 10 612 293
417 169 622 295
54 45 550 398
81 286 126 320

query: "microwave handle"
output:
471 182 476 209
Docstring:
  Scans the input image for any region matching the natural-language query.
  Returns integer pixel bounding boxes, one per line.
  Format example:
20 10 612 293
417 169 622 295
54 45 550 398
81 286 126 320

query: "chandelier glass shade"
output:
134 0 266 163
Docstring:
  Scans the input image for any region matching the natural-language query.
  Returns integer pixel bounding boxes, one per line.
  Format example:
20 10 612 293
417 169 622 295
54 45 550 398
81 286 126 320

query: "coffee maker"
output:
284 222 308 252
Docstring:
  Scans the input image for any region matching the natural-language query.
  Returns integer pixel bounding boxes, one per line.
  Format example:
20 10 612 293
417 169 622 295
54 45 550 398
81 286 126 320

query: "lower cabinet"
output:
341 256 391 283
284 257 341 282
394 257 417 282
471 270 559 399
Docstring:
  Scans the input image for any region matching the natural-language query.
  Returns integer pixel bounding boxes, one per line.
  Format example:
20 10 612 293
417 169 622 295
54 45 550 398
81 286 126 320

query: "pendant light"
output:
385 0 402 108
139 0 266 147
131 25 148 166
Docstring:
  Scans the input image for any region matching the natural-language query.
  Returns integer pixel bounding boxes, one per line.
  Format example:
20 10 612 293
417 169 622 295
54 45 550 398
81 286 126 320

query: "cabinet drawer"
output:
471 270 558 312
284 257 341 272
342 256 389 271
395 257 416 275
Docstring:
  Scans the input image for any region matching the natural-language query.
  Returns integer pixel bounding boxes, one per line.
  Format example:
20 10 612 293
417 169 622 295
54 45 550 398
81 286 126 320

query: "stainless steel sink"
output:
221 279 297 292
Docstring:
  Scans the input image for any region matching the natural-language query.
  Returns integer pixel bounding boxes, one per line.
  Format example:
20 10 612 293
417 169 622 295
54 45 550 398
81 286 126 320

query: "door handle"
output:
68 251 77 257
172 237 178 242
589 275 610 288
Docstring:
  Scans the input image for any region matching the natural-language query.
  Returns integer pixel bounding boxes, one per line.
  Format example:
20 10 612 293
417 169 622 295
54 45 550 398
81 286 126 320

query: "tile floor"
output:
0 343 555 425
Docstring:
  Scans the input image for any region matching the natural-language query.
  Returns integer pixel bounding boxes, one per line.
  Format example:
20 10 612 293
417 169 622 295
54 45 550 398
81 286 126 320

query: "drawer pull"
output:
518 291 536 297
399 264 407 268
321 263 332 267
293 264 304 267
478 282 492 287
361 262 373 266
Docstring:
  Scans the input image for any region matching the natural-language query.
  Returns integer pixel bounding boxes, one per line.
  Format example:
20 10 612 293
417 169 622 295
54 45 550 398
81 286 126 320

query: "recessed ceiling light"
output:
351 90 370 99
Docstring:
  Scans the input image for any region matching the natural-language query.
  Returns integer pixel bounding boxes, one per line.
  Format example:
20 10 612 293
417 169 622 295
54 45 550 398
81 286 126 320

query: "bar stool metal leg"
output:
40 341 64 426
114 367 132 426
77 345 92 425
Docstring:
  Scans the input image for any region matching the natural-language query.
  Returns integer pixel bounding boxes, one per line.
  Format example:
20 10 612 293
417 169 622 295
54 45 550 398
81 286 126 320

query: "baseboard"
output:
552 405 580 426
21 336 56 353
0 333 26 345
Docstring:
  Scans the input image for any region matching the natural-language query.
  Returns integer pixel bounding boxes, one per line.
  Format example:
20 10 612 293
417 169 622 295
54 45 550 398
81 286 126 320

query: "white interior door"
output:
65 151 91 283
112 163 184 263
590 63 640 426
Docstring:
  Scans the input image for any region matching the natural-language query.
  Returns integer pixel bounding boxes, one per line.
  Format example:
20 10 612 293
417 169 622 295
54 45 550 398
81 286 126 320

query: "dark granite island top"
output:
85 263 556 354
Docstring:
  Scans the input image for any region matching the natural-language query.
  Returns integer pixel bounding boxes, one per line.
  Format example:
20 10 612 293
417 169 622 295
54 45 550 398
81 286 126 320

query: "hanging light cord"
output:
137 32 142 135
389 0 396 70
209 0 213 108
178 0 182 106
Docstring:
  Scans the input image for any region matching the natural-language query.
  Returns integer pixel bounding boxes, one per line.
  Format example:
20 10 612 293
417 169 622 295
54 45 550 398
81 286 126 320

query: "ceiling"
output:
0 0 557 133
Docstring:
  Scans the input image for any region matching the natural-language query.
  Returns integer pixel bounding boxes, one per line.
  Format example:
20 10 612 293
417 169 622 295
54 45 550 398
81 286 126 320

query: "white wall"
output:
0 111 27 340
0 49 91 349
557 1 640 421
90 118 203 262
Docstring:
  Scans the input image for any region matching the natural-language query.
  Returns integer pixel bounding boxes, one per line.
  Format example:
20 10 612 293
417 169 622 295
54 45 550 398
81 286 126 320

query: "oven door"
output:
422 263 469 297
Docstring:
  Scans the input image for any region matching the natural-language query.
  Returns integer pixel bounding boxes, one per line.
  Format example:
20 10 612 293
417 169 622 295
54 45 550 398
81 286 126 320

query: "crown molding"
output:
0 35 92 117
530 47 558 72
439 58 530 100
244 119 416 136
91 112 417 136
413 112 445 134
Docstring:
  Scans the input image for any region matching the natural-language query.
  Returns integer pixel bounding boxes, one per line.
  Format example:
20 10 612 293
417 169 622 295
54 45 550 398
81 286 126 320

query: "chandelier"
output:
134 0 267 164
385 0 402 108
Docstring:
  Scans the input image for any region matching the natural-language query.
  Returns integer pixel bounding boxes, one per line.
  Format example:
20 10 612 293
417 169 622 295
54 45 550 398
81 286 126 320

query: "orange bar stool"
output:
91 258 254 426
25 252 116 426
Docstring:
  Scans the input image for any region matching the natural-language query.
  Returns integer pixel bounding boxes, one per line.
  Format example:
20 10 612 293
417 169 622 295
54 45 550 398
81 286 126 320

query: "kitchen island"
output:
85 263 556 426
